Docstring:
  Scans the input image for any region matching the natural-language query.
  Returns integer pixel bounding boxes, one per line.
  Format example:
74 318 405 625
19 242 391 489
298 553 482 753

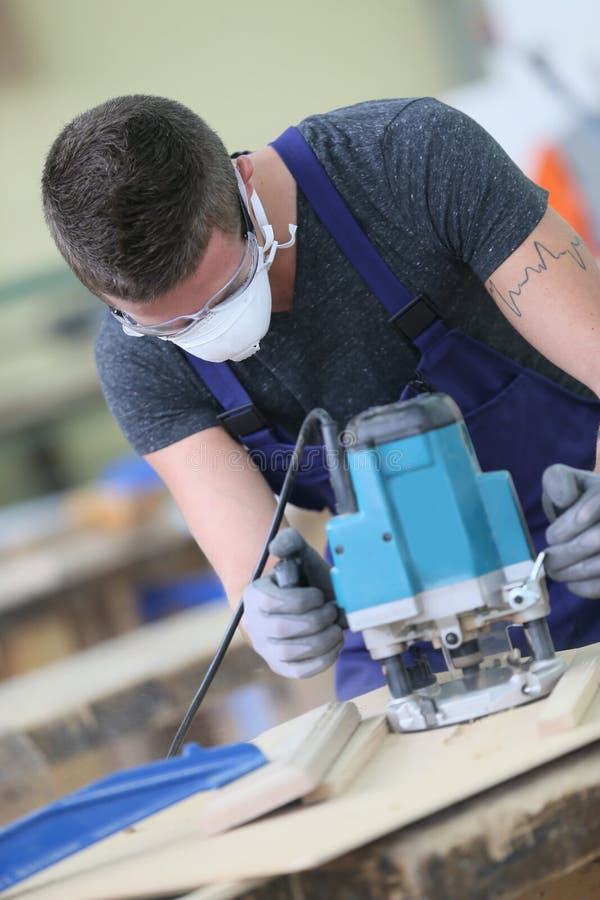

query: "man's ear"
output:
234 155 254 201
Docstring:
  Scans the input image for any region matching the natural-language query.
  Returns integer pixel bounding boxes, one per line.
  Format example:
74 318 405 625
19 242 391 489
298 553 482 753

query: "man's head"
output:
42 95 241 301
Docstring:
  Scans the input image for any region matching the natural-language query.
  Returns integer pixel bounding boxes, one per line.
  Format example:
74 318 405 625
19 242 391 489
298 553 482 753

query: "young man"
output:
42 95 600 699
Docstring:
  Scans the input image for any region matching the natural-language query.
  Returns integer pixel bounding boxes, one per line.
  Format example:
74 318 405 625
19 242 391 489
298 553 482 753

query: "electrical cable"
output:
166 408 335 758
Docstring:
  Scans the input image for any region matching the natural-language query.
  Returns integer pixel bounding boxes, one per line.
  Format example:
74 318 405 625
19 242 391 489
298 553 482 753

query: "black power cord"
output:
166 408 342 758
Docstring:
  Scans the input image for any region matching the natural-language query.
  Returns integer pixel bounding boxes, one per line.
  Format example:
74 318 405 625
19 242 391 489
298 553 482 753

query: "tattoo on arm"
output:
487 236 587 317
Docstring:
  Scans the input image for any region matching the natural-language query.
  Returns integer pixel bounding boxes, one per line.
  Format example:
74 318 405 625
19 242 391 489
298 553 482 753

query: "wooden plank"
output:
1 611 78 676
0 604 240 733
176 884 267 900
200 702 360 835
0 604 246 821
302 714 387 804
5 645 600 900
537 651 600 736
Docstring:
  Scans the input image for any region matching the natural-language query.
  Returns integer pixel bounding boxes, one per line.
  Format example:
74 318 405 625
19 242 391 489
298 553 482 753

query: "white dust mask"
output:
165 171 296 363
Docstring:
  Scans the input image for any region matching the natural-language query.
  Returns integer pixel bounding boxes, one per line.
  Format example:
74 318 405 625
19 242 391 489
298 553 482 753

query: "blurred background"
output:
0 0 599 824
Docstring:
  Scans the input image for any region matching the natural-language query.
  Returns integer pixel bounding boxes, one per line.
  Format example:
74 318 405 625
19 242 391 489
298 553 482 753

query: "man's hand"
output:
242 528 344 678
543 464 600 598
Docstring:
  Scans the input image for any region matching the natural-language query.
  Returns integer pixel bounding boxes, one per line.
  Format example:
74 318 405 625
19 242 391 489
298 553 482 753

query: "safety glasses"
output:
110 193 257 338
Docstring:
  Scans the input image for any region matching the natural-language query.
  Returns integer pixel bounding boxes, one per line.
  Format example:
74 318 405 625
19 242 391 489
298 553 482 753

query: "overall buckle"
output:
217 403 267 440
389 294 441 340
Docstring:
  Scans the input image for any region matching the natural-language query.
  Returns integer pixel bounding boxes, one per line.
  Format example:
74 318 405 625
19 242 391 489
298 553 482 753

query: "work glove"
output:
542 464 600 598
242 528 344 678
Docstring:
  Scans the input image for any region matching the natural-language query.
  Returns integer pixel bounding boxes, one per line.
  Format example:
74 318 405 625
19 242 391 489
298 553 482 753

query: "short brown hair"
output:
42 95 241 301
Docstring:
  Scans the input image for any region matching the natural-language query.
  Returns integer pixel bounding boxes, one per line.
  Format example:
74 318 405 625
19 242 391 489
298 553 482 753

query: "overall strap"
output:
184 353 267 438
270 126 440 339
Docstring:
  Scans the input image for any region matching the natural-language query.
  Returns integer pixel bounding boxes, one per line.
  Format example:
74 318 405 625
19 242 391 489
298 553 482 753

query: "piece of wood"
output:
0 604 240 733
176 883 268 900
6 645 600 900
64 484 165 531
199 701 360 835
537 651 600 736
303 714 387 804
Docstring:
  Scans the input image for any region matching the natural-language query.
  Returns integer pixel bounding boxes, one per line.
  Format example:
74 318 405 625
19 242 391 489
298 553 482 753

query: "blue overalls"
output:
185 127 600 700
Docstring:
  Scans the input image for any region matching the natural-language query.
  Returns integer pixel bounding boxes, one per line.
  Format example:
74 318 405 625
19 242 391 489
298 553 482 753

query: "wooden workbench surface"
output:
226 738 600 900
4 646 600 900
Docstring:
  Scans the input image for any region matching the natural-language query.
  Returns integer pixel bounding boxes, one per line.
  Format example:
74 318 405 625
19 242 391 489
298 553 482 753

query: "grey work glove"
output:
543 463 600 598
242 528 344 678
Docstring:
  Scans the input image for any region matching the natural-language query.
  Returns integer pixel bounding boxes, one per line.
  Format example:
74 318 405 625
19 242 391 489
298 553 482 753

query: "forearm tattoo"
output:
486 236 587 317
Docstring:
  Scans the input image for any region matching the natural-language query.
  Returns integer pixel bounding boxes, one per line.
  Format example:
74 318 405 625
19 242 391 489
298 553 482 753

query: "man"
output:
42 95 600 699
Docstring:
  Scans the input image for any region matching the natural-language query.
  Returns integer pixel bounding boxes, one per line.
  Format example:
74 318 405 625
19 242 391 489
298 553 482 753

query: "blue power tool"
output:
323 392 564 731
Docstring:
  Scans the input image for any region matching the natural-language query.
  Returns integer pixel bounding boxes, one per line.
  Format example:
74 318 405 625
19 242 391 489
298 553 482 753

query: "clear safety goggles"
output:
109 196 258 338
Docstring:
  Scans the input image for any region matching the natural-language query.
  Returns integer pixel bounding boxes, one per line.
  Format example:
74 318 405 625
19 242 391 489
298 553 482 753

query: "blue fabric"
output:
186 126 600 700
0 742 266 891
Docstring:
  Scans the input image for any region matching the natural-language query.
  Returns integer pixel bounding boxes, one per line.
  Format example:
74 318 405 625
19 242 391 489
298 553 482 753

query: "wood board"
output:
537 652 600 735
0 604 240 733
198 701 361 834
302 713 388 804
5 644 600 899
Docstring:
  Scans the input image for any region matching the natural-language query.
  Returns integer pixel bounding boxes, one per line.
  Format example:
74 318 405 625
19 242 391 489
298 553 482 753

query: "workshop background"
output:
0 0 598 840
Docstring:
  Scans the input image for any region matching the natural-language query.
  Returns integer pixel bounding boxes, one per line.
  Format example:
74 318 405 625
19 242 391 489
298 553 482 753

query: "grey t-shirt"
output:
95 98 581 457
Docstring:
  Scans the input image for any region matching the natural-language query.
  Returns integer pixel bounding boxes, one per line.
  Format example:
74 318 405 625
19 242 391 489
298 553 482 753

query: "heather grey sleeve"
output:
383 99 549 282
95 311 221 455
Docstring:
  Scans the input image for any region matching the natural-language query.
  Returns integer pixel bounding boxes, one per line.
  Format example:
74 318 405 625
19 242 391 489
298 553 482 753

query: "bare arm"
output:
145 426 286 607
485 206 600 397
486 207 600 472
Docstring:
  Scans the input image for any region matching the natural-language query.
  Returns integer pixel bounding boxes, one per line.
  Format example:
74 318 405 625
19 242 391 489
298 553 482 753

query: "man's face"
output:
105 227 250 333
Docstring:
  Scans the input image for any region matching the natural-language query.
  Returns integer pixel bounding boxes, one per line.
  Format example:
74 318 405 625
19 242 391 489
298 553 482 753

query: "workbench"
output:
222 738 600 900
2 642 599 900
0 484 331 678
0 492 205 676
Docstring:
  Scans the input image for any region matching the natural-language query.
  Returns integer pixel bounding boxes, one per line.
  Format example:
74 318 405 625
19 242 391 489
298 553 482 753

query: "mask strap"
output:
122 322 147 338
277 224 297 249
233 163 297 264
252 189 297 268
249 188 275 248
